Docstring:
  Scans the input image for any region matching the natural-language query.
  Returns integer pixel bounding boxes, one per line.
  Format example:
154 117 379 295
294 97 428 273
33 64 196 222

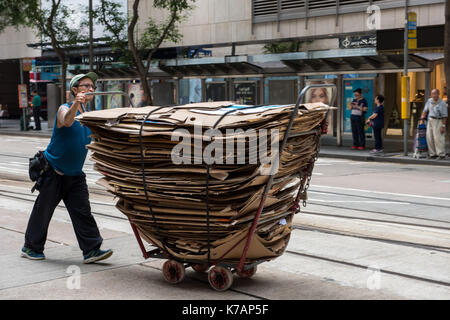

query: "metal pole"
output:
89 0 94 72
20 59 27 131
337 74 343 146
403 0 409 156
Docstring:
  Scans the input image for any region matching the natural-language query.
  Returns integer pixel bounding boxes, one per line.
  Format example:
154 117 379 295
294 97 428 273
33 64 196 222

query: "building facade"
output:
0 0 447 146
122 0 446 144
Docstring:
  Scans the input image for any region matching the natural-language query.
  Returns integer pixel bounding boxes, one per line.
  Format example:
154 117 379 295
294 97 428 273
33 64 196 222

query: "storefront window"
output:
106 80 124 109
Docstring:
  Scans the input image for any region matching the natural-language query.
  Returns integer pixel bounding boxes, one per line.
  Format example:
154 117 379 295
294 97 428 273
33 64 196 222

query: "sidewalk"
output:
1 118 449 166
320 135 450 166
0 118 52 138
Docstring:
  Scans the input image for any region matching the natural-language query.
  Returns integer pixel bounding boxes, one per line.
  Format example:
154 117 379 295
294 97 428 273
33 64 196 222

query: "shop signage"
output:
408 12 417 49
339 35 377 49
234 82 257 105
18 84 28 109
22 58 33 72
81 55 116 64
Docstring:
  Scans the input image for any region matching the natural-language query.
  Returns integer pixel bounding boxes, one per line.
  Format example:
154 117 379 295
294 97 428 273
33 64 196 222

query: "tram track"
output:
1 187 450 231
291 224 450 252
303 200 450 225
284 249 450 288
1 185 449 293
308 189 450 210
1 188 449 252
300 210 450 231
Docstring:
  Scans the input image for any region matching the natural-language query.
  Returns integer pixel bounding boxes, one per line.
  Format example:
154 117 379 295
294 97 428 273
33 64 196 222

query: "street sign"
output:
408 12 417 49
339 35 377 49
22 58 33 72
18 84 28 109
401 76 410 119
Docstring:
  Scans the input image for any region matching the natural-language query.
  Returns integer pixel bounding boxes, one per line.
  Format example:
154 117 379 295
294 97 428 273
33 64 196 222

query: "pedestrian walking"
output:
22 72 113 263
348 88 368 150
419 89 448 160
366 95 385 154
31 90 41 130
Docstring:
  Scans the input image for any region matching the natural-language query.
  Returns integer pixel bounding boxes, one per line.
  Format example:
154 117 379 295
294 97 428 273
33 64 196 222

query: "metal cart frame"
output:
86 84 336 291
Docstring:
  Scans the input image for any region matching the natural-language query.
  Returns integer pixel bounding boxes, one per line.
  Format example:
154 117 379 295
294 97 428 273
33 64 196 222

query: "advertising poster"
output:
106 80 123 109
127 82 143 107
304 79 335 106
234 82 257 105
189 79 202 103
94 81 103 110
18 84 28 109
343 79 374 134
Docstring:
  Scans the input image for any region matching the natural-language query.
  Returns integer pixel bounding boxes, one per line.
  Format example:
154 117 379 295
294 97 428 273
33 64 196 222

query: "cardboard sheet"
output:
78 101 331 263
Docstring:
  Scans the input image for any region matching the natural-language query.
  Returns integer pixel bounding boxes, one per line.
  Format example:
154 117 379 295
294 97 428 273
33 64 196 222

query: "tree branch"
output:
144 7 178 73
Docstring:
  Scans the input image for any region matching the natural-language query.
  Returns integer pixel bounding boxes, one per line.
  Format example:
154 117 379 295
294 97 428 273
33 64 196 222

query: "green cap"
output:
69 72 98 92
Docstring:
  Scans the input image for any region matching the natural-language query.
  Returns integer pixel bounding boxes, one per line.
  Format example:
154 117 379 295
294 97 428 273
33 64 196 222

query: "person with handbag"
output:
419 89 448 160
366 95 385 154
22 72 113 263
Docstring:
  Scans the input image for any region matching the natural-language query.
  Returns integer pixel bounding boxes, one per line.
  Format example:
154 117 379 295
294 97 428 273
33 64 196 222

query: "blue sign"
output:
343 79 374 134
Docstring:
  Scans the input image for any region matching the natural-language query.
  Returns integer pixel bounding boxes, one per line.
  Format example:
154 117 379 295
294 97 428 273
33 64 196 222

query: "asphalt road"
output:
0 134 449 300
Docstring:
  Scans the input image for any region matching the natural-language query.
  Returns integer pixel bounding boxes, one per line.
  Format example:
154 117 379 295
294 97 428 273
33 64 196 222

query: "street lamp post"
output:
89 0 93 72
403 0 409 156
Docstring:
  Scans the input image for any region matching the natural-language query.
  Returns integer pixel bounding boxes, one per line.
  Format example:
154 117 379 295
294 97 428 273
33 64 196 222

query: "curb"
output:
2 130 449 167
0 131 52 138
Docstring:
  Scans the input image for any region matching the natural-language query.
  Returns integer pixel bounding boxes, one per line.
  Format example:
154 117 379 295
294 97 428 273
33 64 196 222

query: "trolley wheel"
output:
208 266 233 291
162 260 185 284
236 265 257 278
192 263 209 273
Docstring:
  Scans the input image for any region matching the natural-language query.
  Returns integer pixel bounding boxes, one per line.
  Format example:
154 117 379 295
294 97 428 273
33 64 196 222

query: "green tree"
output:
263 40 311 54
0 0 35 32
28 0 91 102
99 0 194 105
0 0 91 103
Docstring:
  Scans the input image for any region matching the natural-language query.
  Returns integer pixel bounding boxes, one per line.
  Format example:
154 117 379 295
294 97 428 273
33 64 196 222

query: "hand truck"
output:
86 85 335 291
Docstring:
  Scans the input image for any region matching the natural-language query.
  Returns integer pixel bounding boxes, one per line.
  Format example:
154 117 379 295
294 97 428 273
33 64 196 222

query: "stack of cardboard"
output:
77 101 331 264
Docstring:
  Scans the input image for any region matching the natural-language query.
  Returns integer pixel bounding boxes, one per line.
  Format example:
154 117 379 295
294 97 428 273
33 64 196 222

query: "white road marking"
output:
309 199 409 204
312 185 450 202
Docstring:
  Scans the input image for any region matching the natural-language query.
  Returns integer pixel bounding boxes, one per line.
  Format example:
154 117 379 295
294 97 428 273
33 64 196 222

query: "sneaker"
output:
21 247 45 260
438 156 446 160
428 155 438 159
357 147 365 150
351 146 357 150
83 248 113 264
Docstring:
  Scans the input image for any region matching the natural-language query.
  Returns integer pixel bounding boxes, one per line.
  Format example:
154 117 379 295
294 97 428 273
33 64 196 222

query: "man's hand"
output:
441 126 446 135
74 92 87 107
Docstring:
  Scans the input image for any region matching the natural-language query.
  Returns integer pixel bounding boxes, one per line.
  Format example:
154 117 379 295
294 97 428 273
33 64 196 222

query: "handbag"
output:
29 151 50 192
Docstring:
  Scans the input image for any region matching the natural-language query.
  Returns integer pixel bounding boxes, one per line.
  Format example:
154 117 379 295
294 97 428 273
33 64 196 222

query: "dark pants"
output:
33 106 41 130
351 115 365 147
24 168 103 255
373 127 383 150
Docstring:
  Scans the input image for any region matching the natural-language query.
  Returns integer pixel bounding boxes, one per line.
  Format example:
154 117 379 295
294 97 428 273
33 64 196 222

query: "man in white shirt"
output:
420 89 448 159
